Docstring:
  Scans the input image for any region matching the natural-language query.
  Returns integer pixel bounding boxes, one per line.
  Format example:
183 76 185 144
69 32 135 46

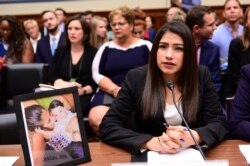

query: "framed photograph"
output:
14 87 91 166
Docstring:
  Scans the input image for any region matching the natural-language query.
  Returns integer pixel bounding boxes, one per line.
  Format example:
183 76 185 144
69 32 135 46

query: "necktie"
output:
51 37 57 56
196 44 201 64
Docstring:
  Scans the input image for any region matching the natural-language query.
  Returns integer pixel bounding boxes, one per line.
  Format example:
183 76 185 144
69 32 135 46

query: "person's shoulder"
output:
202 40 219 49
230 37 242 46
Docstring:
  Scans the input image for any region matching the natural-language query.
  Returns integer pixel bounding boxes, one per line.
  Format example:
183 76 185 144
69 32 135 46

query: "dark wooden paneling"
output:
3 5 248 31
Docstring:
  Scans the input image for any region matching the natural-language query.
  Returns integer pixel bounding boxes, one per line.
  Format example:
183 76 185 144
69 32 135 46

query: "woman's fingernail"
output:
183 127 188 131
180 138 185 142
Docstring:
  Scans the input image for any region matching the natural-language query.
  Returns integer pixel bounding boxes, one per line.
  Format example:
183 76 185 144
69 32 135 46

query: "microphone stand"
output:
167 80 207 160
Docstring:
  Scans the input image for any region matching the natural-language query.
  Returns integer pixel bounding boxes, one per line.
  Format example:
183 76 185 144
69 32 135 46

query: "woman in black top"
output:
49 15 97 116
100 21 228 156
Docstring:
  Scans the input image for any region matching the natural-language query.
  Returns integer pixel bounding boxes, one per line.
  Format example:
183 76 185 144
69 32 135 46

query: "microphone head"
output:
167 80 174 91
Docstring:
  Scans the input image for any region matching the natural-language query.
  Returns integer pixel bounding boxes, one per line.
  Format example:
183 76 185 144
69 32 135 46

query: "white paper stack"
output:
148 148 204 163
239 144 250 164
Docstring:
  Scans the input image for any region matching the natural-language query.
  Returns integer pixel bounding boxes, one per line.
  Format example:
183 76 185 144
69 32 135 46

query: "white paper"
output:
148 148 204 163
0 156 19 166
239 144 250 164
112 161 229 166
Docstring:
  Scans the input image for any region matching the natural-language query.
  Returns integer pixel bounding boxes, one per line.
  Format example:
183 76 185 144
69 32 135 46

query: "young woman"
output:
99 21 228 156
89 6 152 135
89 15 108 48
49 15 97 116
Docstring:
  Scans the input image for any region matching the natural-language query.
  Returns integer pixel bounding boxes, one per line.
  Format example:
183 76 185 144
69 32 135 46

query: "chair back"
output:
1 63 49 100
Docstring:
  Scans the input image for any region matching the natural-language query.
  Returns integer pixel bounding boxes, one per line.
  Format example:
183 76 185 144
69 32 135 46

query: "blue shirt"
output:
211 23 243 70
182 0 201 11
0 40 7 57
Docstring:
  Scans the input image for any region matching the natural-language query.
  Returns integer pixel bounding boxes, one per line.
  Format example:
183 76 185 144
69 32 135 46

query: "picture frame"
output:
14 87 91 166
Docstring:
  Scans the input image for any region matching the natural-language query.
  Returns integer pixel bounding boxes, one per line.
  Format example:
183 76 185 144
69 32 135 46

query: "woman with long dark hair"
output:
49 15 97 116
100 21 228 156
0 15 34 64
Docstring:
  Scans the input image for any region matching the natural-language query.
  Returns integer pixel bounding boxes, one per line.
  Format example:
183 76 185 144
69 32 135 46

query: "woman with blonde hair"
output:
89 16 108 48
89 6 152 135
23 19 41 53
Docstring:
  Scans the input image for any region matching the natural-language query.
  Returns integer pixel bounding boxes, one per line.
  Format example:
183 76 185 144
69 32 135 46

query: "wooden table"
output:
0 140 248 166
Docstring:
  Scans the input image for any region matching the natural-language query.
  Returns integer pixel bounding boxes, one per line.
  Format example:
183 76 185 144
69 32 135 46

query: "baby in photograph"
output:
35 99 81 152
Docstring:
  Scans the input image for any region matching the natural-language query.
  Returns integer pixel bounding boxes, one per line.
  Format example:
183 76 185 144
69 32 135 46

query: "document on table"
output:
148 148 204 163
0 156 19 166
239 144 250 164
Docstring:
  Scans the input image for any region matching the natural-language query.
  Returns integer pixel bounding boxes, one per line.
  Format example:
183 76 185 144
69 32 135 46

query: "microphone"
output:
166 80 207 160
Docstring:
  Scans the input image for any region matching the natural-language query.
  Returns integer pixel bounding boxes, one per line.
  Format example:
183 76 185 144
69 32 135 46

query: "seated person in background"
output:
36 10 65 64
166 7 186 23
0 15 34 65
23 19 41 53
171 0 201 12
210 0 243 71
229 64 250 141
55 8 67 33
186 6 221 93
224 7 250 98
49 15 97 117
89 6 152 135
133 19 148 40
133 7 149 40
144 15 157 42
100 21 228 156
89 15 108 48
82 10 94 24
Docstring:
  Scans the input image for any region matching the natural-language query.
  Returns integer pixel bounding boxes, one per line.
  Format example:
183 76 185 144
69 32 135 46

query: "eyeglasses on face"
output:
110 22 127 28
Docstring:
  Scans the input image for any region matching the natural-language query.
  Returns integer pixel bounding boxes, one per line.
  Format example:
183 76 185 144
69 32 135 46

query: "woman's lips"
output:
162 62 175 68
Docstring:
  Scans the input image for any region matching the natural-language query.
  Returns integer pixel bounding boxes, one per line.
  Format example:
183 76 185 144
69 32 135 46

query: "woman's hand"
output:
142 125 202 154
142 134 180 154
54 79 82 89
166 125 202 150
78 85 93 96
158 132 181 154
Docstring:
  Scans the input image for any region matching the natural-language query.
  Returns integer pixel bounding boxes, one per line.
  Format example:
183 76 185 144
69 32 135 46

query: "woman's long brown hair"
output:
141 21 199 123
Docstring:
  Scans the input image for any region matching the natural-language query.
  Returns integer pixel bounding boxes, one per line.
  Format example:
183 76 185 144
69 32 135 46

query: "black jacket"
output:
100 65 228 156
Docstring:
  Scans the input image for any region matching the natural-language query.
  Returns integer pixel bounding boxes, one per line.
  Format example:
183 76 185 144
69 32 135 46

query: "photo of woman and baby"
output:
22 94 84 166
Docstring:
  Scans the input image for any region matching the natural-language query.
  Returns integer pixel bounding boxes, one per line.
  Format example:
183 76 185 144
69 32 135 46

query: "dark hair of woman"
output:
141 21 199 123
48 99 64 111
0 15 27 62
25 104 45 131
64 15 91 46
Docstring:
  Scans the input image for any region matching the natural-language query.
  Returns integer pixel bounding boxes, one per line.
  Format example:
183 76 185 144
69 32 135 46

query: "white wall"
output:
0 0 249 16
0 0 169 15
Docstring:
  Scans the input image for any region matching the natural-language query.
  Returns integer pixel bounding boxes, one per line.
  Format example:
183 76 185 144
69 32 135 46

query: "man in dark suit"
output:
186 6 221 93
36 10 65 64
